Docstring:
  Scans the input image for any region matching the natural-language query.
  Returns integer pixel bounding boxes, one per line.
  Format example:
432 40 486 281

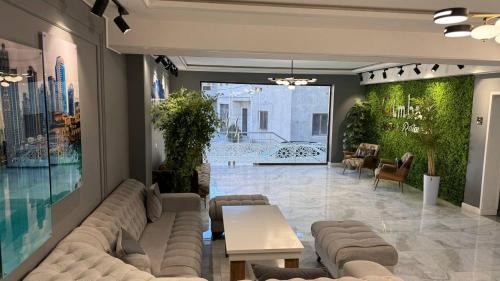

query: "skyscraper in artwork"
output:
55 56 67 114
27 65 42 137
68 84 74 116
0 43 24 162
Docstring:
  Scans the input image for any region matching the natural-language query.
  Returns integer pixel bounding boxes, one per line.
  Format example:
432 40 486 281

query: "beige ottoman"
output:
209 194 269 239
312 220 398 277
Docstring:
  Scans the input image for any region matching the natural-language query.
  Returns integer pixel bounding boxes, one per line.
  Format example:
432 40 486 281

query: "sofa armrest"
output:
161 193 201 212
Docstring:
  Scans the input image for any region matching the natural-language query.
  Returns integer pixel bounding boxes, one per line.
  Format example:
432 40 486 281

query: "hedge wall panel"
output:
365 76 474 205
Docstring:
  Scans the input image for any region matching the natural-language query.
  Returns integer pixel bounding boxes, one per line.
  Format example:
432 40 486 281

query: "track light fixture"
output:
155 55 165 64
431 64 440 72
114 5 130 34
457 64 465 69
382 69 387 79
397 67 404 76
358 73 363 82
90 0 131 34
154 55 179 77
90 0 109 17
369 72 375 80
413 64 421 75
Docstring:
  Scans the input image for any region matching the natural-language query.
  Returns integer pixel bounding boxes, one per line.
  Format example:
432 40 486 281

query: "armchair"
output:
374 152 414 192
342 143 380 178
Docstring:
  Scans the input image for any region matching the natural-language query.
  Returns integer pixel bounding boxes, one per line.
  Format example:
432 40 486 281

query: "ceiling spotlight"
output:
398 67 404 76
369 72 375 80
382 69 387 79
444 24 472 38
433 7 469 25
358 73 363 82
413 64 421 75
1 81 9 87
114 15 131 34
155 55 165 64
91 0 109 17
471 24 499 40
457 65 465 69
431 64 440 72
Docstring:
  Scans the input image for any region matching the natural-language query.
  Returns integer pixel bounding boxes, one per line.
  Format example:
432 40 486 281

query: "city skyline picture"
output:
41 33 82 203
0 37 52 277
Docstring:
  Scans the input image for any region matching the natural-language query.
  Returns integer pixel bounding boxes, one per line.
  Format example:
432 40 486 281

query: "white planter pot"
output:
423 174 440 205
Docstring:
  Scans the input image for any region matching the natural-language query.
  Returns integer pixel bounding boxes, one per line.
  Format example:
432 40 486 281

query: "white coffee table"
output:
222 205 304 281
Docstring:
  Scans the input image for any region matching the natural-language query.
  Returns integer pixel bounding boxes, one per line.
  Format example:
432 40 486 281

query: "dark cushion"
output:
251 264 329 281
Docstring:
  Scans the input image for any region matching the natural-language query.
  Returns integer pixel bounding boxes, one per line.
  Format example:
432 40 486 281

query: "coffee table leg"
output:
230 261 245 281
285 258 299 268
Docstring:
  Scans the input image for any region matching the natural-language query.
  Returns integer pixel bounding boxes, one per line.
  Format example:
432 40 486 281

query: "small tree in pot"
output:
413 96 440 205
152 88 219 192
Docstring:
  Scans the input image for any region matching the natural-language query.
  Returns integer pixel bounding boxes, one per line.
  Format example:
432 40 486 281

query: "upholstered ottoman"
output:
312 220 398 277
209 194 269 239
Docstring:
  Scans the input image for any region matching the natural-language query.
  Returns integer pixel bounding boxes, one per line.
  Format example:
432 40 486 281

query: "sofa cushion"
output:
81 179 148 250
147 183 163 222
140 212 176 275
160 211 203 277
343 261 394 279
24 241 158 281
251 264 329 281
117 228 146 256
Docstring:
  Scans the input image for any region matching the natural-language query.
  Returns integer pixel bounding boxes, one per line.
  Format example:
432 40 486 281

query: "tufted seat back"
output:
80 179 148 252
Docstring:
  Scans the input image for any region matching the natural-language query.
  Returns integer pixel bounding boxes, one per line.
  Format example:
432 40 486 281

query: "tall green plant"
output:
151 88 219 191
412 96 439 176
342 100 373 151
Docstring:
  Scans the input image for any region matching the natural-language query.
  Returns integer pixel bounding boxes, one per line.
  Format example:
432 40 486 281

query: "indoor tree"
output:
151 88 219 192
342 99 373 151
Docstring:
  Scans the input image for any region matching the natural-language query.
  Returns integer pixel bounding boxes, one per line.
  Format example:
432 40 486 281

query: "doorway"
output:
241 108 248 134
480 92 500 216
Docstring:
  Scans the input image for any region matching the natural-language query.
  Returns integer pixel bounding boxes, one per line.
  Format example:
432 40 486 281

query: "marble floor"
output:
201 165 500 281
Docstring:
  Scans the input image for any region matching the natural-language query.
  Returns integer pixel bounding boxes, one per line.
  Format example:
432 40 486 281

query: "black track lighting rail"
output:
359 63 465 82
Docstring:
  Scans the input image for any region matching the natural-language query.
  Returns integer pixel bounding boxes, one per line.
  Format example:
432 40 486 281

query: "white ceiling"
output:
169 57 378 74
87 0 500 66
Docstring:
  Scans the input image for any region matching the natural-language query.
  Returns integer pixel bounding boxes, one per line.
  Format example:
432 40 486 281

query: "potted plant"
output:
151 88 219 192
342 99 373 151
413 96 440 205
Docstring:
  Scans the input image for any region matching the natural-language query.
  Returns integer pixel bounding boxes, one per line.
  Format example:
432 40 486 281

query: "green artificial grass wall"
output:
365 76 474 205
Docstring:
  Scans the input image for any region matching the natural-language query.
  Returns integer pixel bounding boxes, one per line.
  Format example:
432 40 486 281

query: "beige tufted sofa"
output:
24 179 207 281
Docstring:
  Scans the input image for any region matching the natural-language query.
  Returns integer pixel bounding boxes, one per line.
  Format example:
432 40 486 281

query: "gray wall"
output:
463 74 500 207
170 71 364 162
127 55 168 187
0 0 129 280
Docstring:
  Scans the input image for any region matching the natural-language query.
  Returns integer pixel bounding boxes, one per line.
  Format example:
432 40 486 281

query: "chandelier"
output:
433 7 500 43
0 72 24 88
268 60 317 90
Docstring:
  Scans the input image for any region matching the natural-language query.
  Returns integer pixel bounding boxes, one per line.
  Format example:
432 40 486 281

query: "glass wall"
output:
203 82 331 165
0 39 52 277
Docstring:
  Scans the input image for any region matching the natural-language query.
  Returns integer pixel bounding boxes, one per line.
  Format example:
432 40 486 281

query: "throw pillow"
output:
251 264 329 281
146 183 162 222
116 228 151 273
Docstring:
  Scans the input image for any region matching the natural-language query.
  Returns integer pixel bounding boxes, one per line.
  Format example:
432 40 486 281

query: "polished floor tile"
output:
201 165 500 281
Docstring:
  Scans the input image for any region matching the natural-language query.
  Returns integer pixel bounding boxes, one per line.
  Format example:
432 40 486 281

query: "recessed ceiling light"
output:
444 24 472 38
433 7 469 25
471 24 499 40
